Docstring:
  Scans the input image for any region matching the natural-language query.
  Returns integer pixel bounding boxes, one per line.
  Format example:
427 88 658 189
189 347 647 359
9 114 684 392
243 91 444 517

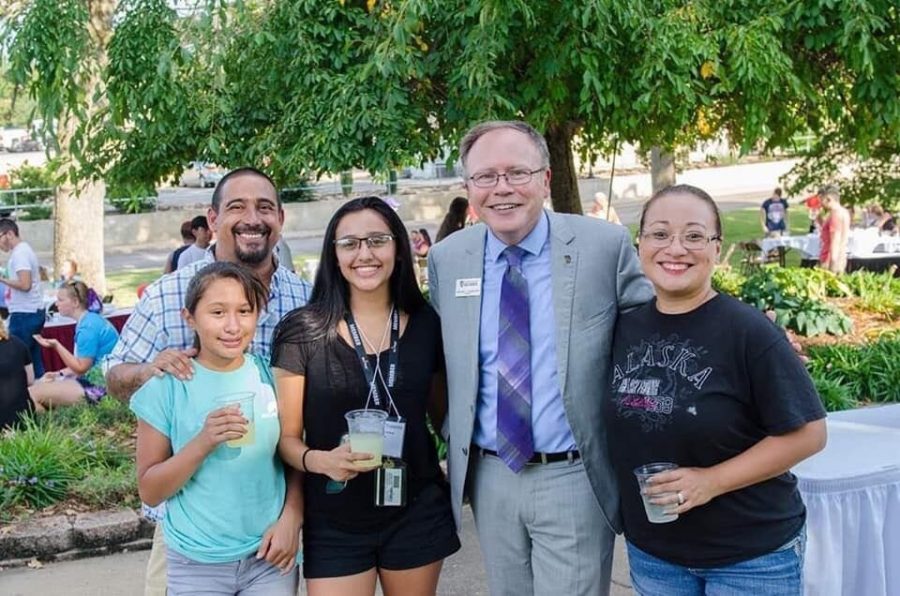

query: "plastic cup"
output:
634 462 679 524
345 409 387 468
215 392 255 448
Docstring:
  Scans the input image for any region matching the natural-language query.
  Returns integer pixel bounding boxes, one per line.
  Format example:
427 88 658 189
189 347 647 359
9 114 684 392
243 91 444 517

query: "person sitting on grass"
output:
0 319 35 430
131 261 300 595
29 280 118 410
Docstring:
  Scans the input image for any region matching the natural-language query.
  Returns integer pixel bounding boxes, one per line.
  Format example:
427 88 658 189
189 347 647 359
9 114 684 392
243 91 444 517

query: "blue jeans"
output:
166 549 298 596
9 310 45 377
627 527 805 596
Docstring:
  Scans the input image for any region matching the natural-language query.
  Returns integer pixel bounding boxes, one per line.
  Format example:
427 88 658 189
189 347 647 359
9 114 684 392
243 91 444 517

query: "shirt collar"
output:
485 210 550 263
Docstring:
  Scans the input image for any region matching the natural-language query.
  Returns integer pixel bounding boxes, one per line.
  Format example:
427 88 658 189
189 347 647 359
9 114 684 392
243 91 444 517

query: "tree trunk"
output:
53 0 116 294
650 147 676 193
545 122 582 215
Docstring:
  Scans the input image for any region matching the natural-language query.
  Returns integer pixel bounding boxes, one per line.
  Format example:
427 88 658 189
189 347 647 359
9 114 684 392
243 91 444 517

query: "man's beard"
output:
233 226 271 266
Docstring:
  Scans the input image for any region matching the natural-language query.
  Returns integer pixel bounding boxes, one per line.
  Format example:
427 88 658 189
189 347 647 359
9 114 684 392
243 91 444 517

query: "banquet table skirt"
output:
39 311 130 372
795 419 900 596
800 468 900 596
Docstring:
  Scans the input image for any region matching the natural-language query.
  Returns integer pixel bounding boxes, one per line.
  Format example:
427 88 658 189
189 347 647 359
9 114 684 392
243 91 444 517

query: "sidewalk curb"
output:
0 509 155 570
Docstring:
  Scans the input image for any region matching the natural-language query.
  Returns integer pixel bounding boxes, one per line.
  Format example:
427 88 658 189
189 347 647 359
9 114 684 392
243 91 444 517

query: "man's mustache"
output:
232 225 271 236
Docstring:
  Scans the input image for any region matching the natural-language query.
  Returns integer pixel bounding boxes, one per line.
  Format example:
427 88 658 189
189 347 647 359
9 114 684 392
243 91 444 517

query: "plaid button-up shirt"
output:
104 250 312 371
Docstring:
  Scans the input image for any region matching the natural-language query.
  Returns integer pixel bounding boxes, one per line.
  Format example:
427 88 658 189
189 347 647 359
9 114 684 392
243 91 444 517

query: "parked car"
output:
179 162 225 188
8 137 43 153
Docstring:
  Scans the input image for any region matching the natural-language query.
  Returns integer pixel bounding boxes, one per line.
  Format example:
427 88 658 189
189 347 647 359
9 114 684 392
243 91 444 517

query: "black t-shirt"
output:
762 197 789 231
170 244 190 270
0 336 33 430
607 294 825 568
271 304 445 532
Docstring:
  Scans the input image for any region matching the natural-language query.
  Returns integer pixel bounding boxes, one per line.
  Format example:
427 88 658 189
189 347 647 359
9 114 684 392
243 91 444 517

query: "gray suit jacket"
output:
427 211 653 533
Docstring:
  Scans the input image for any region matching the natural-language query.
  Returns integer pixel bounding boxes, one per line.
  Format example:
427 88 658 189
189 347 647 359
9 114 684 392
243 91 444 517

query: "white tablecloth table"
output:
794 407 900 596
761 234 820 259
761 231 900 263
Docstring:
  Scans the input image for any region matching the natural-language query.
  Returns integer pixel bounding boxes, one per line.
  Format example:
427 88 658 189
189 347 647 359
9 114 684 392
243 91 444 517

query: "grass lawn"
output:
628 206 812 269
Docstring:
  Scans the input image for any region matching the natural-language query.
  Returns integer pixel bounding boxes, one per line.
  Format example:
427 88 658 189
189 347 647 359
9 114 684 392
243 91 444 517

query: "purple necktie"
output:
496 246 534 473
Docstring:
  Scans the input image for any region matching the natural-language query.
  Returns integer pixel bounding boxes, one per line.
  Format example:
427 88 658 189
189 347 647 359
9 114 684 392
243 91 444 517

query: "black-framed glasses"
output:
640 230 721 251
334 233 395 252
468 168 545 188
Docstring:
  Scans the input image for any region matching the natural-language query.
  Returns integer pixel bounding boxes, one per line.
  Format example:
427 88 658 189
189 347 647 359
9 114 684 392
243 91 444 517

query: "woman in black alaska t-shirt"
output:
0 325 35 430
607 185 826 595
271 197 459 594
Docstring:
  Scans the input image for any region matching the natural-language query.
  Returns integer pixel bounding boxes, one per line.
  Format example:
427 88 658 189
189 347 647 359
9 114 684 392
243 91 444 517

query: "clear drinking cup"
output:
214 392 255 448
634 462 679 524
344 409 387 468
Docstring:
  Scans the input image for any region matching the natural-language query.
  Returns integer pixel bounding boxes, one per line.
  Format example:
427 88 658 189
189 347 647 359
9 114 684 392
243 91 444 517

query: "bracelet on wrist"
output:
301 447 313 473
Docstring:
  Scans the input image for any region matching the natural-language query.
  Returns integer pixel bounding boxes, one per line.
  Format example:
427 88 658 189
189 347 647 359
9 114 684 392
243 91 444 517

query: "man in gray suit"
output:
428 120 653 596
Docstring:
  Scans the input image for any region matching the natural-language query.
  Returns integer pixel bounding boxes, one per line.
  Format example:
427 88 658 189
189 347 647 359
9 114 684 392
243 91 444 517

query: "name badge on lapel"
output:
455 278 482 298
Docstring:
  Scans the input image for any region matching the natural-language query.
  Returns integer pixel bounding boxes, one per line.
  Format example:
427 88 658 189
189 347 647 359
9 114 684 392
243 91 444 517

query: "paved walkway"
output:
0 506 633 595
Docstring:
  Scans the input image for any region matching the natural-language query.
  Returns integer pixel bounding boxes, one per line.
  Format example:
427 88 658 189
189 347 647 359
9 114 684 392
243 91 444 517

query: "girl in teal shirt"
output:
131 262 301 595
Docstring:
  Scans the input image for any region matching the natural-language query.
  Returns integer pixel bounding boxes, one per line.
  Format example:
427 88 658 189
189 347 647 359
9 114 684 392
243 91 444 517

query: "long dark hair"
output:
436 196 469 242
276 196 426 345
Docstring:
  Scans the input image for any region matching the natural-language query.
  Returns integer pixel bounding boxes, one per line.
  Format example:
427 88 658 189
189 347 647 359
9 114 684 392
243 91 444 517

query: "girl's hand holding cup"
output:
197 406 248 453
310 442 375 482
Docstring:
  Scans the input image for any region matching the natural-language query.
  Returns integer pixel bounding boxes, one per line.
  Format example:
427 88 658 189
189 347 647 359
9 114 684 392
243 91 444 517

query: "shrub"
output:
426 416 447 461
711 267 746 297
740 268 852 336
810 374 857 412
842 269 900 319
0 418 83 511
0 400 136 518
806 333 900 403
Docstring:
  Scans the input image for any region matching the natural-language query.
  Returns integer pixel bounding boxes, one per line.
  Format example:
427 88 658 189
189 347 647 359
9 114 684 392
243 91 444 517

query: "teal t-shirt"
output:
75 312 118 381
130 354 286 563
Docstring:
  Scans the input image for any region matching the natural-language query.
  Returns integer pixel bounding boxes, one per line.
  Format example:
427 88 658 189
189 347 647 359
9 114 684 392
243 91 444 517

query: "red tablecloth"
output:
39 311 131 372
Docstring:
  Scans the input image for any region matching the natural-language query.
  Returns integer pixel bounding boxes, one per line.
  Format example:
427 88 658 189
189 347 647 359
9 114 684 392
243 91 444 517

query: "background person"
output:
802 194 822 233
29 281 118 410
272 196 459 596
176 215 213 270
132 262 299 595
0 218 46 377
163 220 195 274
0 319 35 431
55 258 81 287
869 204 897 234
760 187 790 237
818 184 851 274
435 196 469 242
588 191 622 225
608 184 826 594
411 227 432 258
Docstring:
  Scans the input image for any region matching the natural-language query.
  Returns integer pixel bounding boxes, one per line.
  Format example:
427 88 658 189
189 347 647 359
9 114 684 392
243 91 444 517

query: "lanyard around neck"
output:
344 307 400 412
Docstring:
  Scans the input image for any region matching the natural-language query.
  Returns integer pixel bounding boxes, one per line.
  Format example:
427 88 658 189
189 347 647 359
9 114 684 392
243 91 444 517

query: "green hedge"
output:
0 399 137 521
807 332 900 410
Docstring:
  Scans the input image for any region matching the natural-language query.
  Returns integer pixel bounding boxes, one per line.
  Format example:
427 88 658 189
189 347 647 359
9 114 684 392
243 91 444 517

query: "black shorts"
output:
302 482 461 579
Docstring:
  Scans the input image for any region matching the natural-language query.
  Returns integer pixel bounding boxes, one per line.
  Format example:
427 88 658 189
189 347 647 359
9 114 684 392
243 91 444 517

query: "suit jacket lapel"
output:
549 213 576 397
460 227 487 407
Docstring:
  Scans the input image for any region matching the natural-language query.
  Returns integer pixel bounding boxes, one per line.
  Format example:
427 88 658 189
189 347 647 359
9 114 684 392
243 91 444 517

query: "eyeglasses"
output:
334 233 395 252
640 230 721 251
468 168 545 188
